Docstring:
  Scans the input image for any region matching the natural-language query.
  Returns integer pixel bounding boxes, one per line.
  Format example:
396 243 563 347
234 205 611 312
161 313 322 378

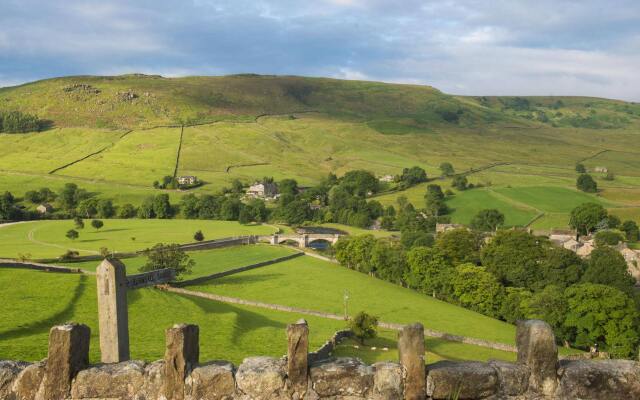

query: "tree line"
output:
0 110 45 133
335 227 640 358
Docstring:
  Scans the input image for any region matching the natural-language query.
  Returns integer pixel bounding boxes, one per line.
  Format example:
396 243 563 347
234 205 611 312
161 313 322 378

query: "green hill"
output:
1 74 639 229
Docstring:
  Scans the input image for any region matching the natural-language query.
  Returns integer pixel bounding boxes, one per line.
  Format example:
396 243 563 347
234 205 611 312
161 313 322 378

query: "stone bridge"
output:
260 234 341 248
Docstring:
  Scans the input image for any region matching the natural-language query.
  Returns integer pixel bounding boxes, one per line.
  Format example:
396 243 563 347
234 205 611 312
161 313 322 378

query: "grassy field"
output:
61 244 298 275
0 220 277 259
191 255 517 345
0 268 346 364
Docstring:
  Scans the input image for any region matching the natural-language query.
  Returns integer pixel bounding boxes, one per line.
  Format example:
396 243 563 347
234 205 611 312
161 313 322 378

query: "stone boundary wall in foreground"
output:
1 320 639 399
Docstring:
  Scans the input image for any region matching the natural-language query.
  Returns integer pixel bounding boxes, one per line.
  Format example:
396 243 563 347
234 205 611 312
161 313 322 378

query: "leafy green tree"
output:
380 215 395 231
282 200 311 225
0 192 21 220
500 287 533 324
439 162 455 176
405 247 454 299
246 198 269 222
219 197 242 220
451 175 468 191
620 220 639 242
400 230 434 249
58 183 87 211
231 179 244 194
73 216 84 230
434 228 481 265
335 235 377 273
536 247 585 290
370 239 406 284
575 163 586 173
152 194 172 219
180 194 200 219
0 110 41 133
607 215 621 229
340 170 379 197
470 209 505 231
194 230 204 242
481 230 545 288
527 285 570 341
97 199 115 218
594 230 625 247
118 204 137 219
576 174 597 193
348 312 379 345
140 243 194 278
66 229 79 240
399 166 427 187
581 247 636 297
197 195 221 219
278 179 299 197
137 197 156 219
77 198 98 218
569 203 607 235
452 264 504 318
564 283 639 358
91 219 104 231
424 184 448 216
238 206 253 224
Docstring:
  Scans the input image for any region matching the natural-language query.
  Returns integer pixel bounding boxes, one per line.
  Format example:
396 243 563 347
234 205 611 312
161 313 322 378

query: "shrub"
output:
348 311 378 344
140 243 194 278
194 230 205 242
576 174 597 193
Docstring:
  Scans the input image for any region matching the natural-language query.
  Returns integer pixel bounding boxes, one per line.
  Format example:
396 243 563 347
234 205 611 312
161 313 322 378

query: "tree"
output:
405 247 454 299
180 194 200 219
0 191 21 221
581 247 636 296
194 230 204 242
348 311 378 345
575 163 586 173
399 166 427 187
594 230 625 247
118 203 137 219
97 199 115 218
370 240 406 284
569 203 607 235
282 200 311 225
434 228 481 265
536 247 585 290
500 287 533 324
278 179 299 197
470 209 505 231
607 215 621 229
452 264 504 318
91 219 104 231
400 230 434 249
564 283 639 358
140 243 194 278
66 229 79 240
77 198 98 218
231 179 244 194
576 174 597 193
424 184 448 216
334 235 377 273
219 197 242 220
527 285 570 341
439 162 455 176
58 183 87 211
451 175 468 191
481 230 545 288
620 220 639 242
73 217 84 229
153 194 172 219
340 170 379 197
238 206 253 224
137 197 156 219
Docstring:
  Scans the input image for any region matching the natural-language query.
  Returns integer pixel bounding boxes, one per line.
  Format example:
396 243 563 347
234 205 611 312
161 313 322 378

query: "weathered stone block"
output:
516 319 557 396
163 323 199 400
398 323 426 400
96 258 130 363
185 361 235 400
310 357 373 398
37 323 90 400
287 319 309 396
142 360 165 400
426 361 498 399
488 360 529 396
0 360 29 399
372 361 403 400
556 359 640 399
236 356 286 400
71 360 146 399
12 361 45 400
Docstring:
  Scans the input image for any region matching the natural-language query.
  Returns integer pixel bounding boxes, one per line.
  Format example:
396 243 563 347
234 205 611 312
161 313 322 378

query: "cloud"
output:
0 0 638 100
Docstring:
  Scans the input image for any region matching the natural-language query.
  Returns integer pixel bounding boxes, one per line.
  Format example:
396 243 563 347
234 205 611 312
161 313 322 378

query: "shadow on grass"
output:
210 273 284 286
177 293 286 345
90 228 129 234
0 274 88 340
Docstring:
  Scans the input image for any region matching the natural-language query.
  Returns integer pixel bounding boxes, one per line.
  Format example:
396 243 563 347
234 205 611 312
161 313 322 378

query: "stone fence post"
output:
398 323 426 400
516 319 558 397
163 324 199 400
96 258 130 363
287 319 309 396
37 323 90 400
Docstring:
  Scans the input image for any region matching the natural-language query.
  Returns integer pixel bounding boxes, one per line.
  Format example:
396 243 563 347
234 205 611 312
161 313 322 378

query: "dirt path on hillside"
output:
27 225 99 255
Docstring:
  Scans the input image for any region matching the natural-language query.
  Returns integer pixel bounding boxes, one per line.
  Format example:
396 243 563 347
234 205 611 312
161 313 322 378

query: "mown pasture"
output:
0 220 276 259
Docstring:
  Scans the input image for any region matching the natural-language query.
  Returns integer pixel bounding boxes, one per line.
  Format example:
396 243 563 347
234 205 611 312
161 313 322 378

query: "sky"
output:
1 0 639 101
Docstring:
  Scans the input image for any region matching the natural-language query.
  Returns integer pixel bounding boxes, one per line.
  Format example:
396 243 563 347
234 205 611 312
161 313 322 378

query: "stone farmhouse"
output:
177 175 198 185
435 223 465 234
594 166 608 173
36 203 53 214
247 182 279 199
378 174 395 183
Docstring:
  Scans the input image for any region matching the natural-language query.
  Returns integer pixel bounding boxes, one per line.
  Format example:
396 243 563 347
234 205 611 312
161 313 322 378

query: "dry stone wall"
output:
1 320 639 399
